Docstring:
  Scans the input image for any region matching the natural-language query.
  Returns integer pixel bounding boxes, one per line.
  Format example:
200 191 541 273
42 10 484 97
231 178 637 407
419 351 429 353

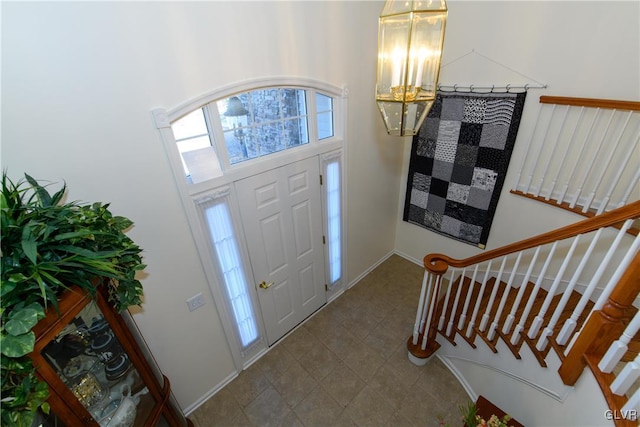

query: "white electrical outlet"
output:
186 293 206 312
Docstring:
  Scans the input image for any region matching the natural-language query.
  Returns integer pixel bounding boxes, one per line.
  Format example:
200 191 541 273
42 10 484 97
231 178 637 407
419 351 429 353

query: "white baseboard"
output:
346 250 396 289
183 370 238 416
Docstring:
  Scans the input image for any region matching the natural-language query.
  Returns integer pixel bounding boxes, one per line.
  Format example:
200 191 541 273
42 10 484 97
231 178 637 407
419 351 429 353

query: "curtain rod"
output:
437 83 548 93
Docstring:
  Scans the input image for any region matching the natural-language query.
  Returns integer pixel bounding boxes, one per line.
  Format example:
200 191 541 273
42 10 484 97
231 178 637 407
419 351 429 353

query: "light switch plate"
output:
186 293 205 312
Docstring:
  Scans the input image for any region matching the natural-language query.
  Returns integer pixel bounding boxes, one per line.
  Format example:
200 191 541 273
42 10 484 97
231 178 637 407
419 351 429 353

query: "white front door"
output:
235 156 327 345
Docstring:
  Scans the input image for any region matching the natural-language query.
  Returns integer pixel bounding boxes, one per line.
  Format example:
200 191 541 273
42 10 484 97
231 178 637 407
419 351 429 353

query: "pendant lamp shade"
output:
376 0 447 136
224 96 249 117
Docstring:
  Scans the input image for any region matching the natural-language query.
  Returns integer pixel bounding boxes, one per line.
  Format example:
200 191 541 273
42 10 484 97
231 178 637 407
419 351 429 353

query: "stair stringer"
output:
436 336 614 426
436 335 573 401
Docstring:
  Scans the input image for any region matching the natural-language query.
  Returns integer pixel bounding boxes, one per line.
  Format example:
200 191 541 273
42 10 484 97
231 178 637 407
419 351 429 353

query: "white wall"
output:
395 1 640 263
2 0 401 411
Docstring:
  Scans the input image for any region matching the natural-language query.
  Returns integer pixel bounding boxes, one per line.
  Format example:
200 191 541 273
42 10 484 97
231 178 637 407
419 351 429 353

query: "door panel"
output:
299 264 316 303
292 201 313 257
236 156 326 345
261 214 287 274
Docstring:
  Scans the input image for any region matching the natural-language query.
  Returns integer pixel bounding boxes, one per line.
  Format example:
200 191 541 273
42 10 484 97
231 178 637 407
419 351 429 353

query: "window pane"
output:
172 109 209 141
205 201 259 348
218 98 251 132
316 93 333 112
317 112 334 140
284 117 308 147
251 89 280 123
326 161 341 284
219 88 310 165
172 108 222 183
316 94 334 140
176 135 211 154
253 122 284 157
224 128 253 164
282 89 307 119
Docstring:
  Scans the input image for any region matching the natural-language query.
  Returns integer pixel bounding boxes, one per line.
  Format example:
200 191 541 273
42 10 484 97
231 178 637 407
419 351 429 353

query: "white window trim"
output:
153 77 348 370
321 150 346 302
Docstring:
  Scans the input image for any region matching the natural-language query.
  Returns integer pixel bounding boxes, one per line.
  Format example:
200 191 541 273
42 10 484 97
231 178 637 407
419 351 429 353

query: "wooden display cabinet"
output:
29 284 193 427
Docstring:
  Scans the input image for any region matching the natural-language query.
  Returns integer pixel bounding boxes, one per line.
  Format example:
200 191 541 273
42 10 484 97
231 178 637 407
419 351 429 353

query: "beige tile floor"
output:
189 255 470 427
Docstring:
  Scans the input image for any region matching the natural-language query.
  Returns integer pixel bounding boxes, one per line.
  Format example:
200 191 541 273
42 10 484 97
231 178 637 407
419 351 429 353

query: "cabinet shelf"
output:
29 284 193 427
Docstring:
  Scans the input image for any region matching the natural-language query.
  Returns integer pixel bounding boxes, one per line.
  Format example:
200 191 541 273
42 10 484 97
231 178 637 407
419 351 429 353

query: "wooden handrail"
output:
539 96 640 111
423 200 640 274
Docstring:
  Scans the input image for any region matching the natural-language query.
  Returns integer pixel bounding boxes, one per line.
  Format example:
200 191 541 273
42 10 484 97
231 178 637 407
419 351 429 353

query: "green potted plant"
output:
439 401 513 427
1 172 146 427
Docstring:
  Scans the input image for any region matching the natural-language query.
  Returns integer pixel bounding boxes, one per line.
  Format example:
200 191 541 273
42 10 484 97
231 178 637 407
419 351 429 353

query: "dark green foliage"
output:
1 172 146 426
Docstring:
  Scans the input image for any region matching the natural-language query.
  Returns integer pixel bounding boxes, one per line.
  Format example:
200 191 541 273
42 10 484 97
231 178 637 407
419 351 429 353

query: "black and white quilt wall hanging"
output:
403 90 527 248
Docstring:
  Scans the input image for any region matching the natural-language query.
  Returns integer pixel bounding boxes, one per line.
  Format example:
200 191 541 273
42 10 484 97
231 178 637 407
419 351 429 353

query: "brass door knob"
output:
258 281 274 289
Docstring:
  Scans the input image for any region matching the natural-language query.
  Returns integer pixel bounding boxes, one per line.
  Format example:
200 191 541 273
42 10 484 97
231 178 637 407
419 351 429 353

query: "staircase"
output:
406 96 640 426
436 275 596 366
407 202 640 426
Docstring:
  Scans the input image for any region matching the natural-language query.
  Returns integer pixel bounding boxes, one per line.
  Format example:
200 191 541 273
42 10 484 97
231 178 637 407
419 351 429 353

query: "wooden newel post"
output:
559 251 640 385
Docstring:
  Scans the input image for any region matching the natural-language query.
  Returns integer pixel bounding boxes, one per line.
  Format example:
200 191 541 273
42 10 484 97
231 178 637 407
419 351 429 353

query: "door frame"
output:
153 78 348 371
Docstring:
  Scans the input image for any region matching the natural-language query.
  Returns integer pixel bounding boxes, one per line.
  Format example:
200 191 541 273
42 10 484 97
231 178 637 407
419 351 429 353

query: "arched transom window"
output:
169 87 336 185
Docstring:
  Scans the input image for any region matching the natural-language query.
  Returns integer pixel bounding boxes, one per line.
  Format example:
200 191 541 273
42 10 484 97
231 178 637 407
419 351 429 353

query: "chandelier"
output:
376 0 447 136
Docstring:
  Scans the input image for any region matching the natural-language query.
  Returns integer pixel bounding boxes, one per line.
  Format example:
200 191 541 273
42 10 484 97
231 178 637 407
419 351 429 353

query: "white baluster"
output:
593 225 640 311
569 109 615 209
599 310 640 373
529 236 581 339
467 260 493 337
582 110 634 213
481 257 507 331
503 247 541 334
511 242 557 345
557 224 630 345
528 104 557 195
446 267 467 337
618 159 640 208
438 268 457 331
488 252 522 341
535 105 568 198
412 271 431 345
421 274 443 351
536 229 603 351
457 265 480 333
621 389 640 416
611 354 640 396
598 132 639 214
559 108 601 206
547 106 584 201
513 103 544 193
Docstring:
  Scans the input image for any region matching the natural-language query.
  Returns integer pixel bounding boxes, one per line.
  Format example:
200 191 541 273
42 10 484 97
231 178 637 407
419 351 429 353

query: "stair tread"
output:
437 274 596 363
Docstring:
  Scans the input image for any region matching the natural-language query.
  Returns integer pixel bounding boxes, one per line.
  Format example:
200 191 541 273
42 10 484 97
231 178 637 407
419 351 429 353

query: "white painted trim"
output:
167 77 344 123
392 249 423 267
183 370 238 416
436 335 574 402
437 354 477 402
346 250 396 289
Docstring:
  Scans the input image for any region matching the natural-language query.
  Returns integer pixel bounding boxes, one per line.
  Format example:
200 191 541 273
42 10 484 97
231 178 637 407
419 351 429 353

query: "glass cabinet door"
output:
41 302 156 426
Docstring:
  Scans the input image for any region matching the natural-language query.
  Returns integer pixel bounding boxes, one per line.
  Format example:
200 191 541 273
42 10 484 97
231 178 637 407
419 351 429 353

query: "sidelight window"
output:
322 152 343 287
203 199 259 349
